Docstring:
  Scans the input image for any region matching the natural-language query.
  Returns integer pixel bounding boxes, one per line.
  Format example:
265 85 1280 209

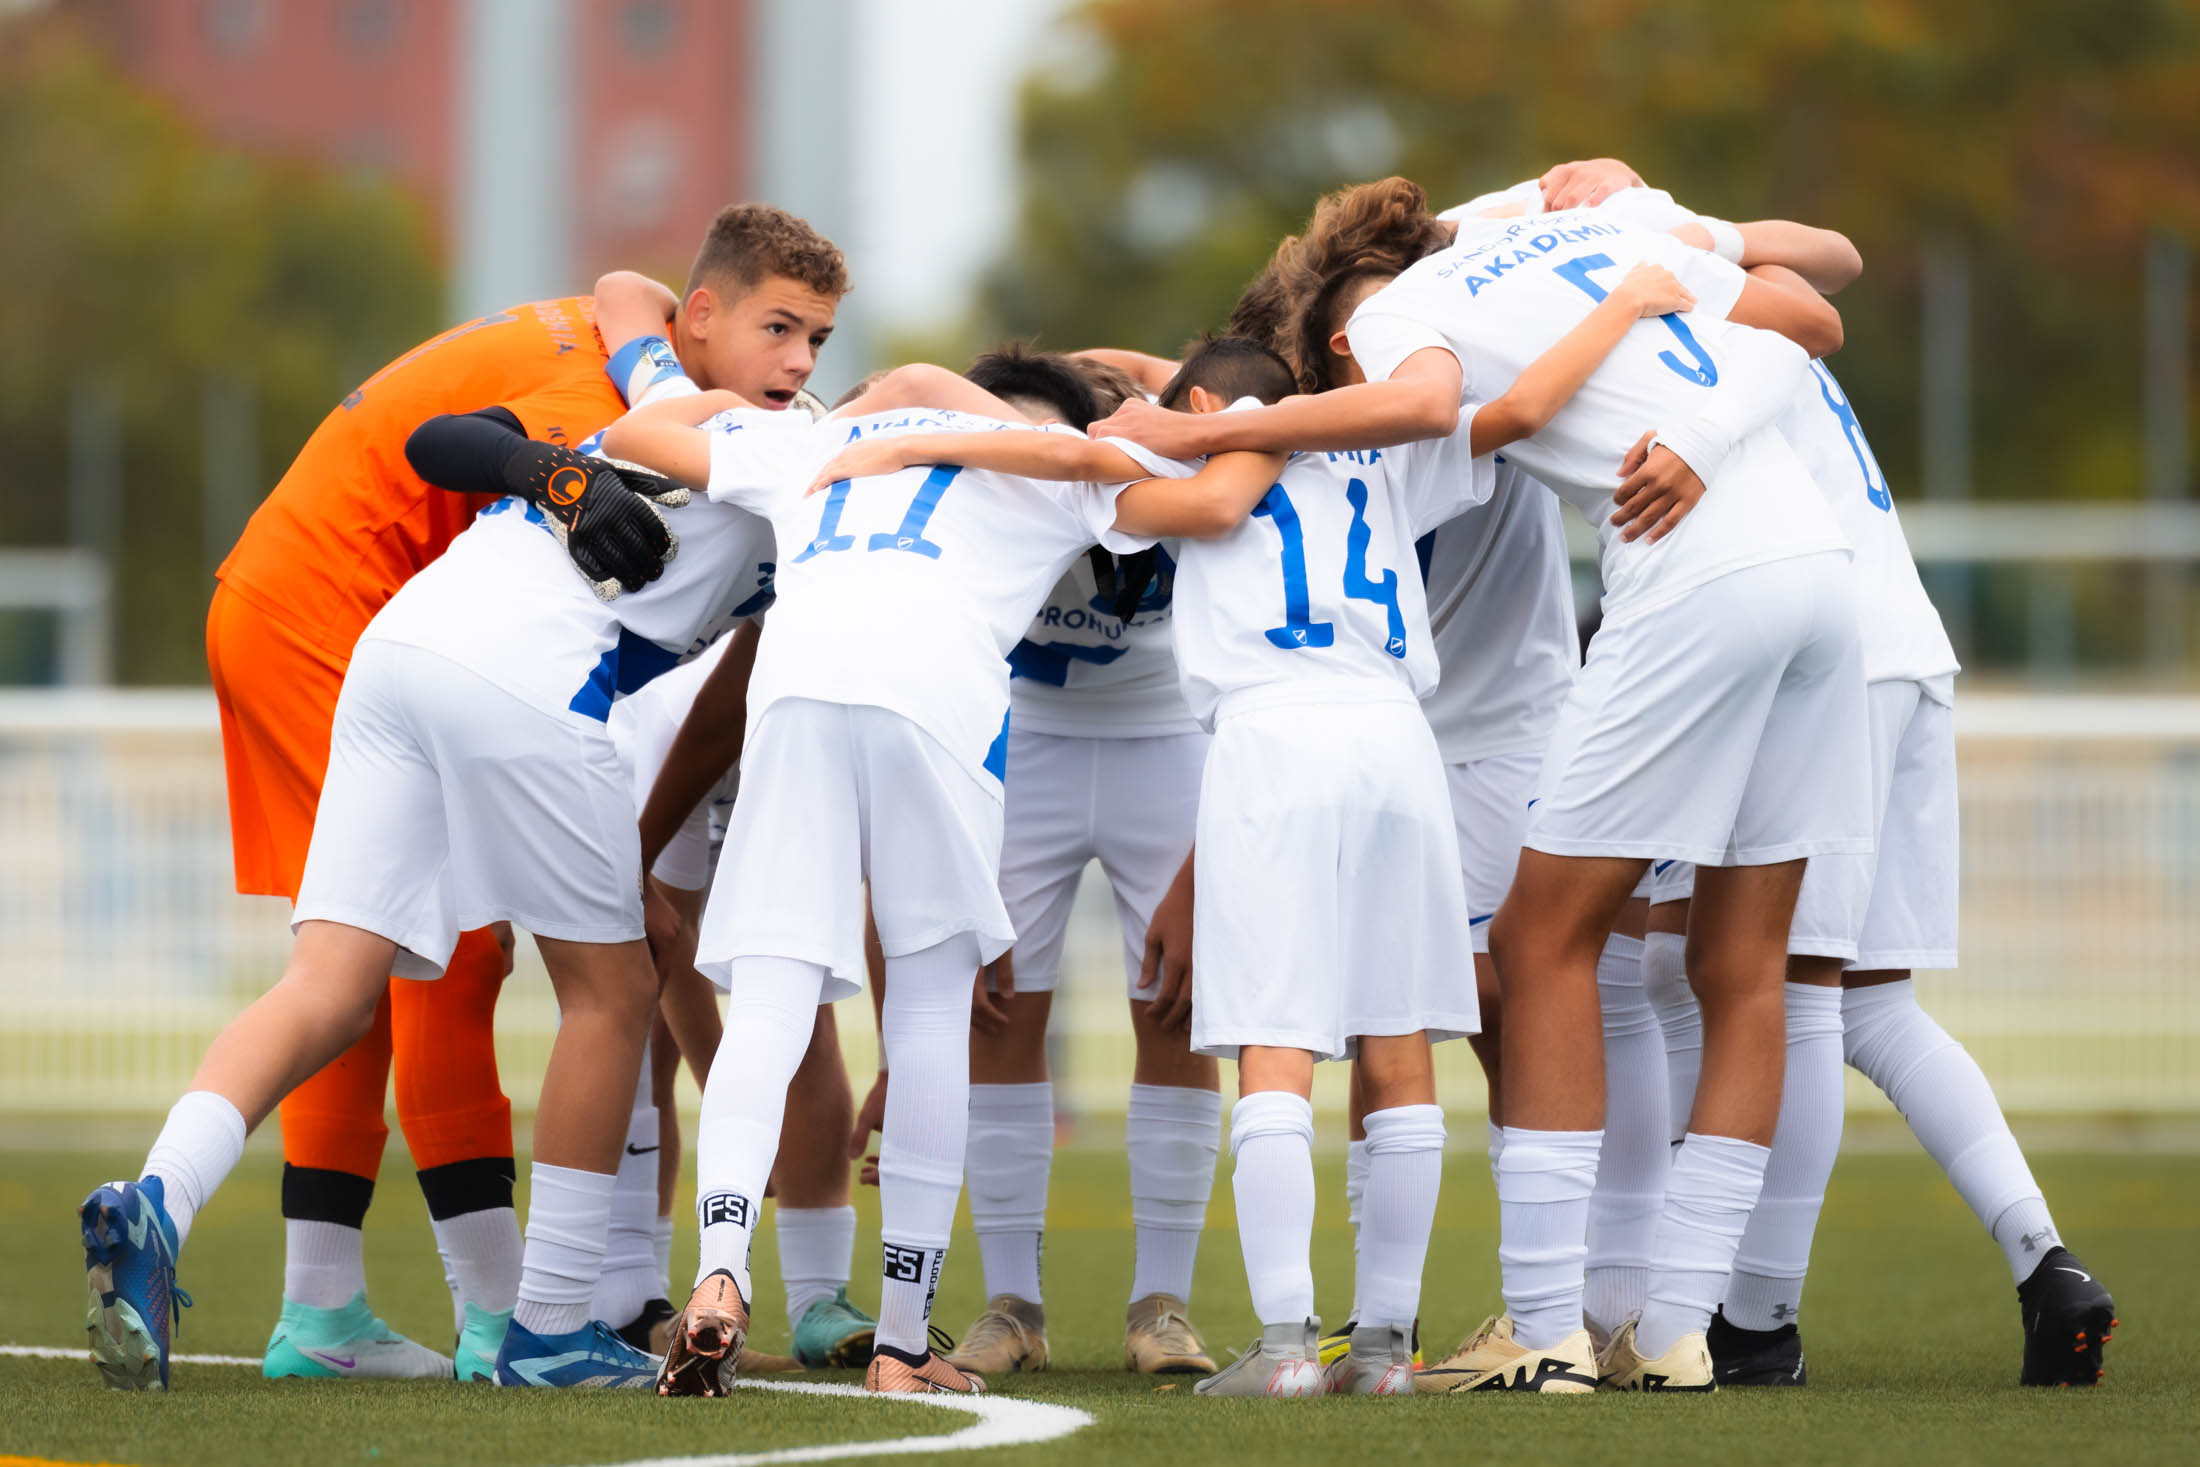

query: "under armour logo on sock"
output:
1772 1303 1799 1322
701 1192 753 1229
2020 1229 2057 1253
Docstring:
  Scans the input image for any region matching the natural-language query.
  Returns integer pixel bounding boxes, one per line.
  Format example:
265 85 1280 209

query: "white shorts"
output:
1190 695 1479 1062
1643 682 1956 970
1445 751 1541 954
997 728 1206 999
696 699 1010 1002
297 640 645 979
1526 552 1871 866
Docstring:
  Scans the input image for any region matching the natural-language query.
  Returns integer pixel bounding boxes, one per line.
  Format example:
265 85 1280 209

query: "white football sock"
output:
653 1214 675 1293
1230 1090 1317 1328
966 1081 1053 1305
1585 934 1666 1339
1126 1083 1221 1304
875 933 982 1354
1641 933 1699 1142
777 1205 858 1327
283 1219 366 1310
1357 1104 1444 1333
695 956 828 1302
1495 1126 1602 1350
142 1090 248 1248
431 1205 521 1332
1343 1137 1371 1321
1843 980 2061 1282
513 1162 617 1337
592 1056 665 1328
1637 1133 1770 1357
1727 983 1846 1331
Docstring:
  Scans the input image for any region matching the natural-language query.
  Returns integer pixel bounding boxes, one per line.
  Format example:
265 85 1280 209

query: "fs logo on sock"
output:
883 1242 946 1321
700 1192 753 1229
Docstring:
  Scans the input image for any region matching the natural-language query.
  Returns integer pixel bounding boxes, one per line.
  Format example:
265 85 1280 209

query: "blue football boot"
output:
493 1316 659 1388
80 1176 190 1391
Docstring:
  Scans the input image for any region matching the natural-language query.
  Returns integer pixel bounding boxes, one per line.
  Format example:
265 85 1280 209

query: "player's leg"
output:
1331 1033 1442 1397
83 919 406 1391
205 587 445 1379
1583 893 1668 1345
1421 849 1634 1395
1102 732 1222 1374
775 1002 874 1368
1643 881 1697 1140
868 930 988 1390
1619 552 1869 1389
1186 710 1337 1399
390 925 519 1381
949 728 1086 1373
1836 686 2113 1383
662 699 866 1396
592 1029 668 1346
1121 998 1222 1371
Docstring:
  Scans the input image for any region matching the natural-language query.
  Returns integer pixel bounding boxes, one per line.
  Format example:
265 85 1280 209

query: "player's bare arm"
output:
1094 347 1464 458
1073 347 1180 395
803 427 1151 497
1724 274 1844 357
1111 448 1287 540
593 271 680 352
600 387 753 487
1470 263 1697 456
1540 156 1645 209
832 363 1031 421
636 618 763 876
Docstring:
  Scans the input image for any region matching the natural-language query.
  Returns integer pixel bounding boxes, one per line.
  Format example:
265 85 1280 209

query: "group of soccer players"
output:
78 154 2118 1402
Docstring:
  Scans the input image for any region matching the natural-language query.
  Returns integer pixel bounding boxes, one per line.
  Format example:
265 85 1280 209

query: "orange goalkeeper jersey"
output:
217 296 631 657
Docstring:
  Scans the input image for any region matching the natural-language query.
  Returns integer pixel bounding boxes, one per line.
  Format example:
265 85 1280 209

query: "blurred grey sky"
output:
850 0 1075 336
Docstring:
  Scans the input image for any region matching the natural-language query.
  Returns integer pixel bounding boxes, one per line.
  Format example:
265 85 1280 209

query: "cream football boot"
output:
1596 1317 1716 1392
945 1294 1048 1374
1125 1294 1217 1375
1415 1313 1599 1394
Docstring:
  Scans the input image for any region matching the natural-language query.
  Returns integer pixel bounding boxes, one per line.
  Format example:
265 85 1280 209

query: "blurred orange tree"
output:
972 0 2200 517
0 15 442 682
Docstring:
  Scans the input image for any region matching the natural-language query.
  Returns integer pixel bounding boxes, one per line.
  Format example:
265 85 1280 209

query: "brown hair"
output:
1225 233 1315 359
1293 262 1401 394
1297 176 1450 281
1066 356 1142 418
685 203 850 300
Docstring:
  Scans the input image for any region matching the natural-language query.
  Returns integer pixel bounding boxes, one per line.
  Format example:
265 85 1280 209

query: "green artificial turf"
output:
1 1126 2194 1466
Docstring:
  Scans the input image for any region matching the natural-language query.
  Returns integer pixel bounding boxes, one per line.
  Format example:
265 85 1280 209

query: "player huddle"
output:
78 156 2116 1403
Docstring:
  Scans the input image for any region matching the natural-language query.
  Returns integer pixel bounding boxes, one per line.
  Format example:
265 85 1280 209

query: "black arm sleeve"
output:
404 407 529 495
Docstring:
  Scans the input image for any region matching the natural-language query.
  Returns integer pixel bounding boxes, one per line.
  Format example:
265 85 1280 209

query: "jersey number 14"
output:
1254 478 1407 658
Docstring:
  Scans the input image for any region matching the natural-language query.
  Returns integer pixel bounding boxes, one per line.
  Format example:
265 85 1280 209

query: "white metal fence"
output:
1 691 2195 1116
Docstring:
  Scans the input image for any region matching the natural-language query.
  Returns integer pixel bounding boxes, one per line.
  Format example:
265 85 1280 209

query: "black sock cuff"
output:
415 1155 517 1220
281 1164 376 1228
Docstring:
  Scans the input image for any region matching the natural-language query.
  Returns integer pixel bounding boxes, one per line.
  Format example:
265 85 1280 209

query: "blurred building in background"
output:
71 0 754 304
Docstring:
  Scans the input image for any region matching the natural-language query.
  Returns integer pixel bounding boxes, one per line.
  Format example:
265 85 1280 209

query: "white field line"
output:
0 1346 1095 1466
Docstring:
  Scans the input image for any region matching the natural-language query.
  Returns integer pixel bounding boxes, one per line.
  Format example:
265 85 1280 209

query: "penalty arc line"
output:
0 1346 1095 1467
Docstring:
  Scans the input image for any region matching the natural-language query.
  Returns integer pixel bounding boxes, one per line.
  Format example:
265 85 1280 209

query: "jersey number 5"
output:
1553 252 1719 388
794 464 963 563
1254 479 1407 658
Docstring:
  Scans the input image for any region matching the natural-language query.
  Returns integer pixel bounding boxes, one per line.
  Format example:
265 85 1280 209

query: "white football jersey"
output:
1416 459 1580 763
361 468 778 725
1172 410 1490 726
1346 211 1846 625
702 407 1189 790
1008 547 1202 738
1776 361 1958 691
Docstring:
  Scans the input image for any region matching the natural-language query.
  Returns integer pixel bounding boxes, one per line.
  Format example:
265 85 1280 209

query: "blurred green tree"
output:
0 15 443 683
965 0 2200 519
